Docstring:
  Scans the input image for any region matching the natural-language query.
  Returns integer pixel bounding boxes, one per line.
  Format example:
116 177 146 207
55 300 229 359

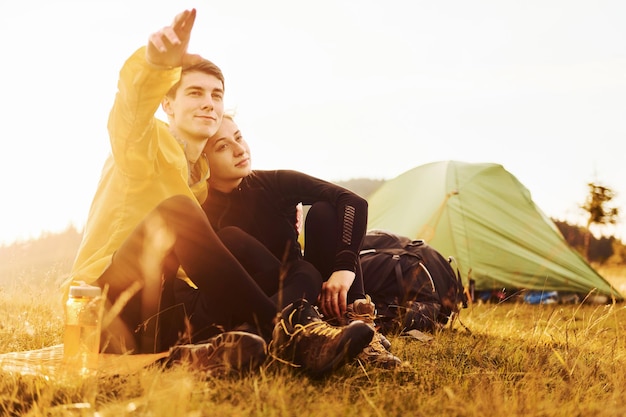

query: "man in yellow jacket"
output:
66 9 277 356
65 9 374 378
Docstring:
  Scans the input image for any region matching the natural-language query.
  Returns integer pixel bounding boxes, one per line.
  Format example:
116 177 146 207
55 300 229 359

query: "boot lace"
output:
280 308 342 339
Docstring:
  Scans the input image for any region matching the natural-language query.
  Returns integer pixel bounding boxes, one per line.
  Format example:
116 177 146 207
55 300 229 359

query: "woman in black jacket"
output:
198 115 401 368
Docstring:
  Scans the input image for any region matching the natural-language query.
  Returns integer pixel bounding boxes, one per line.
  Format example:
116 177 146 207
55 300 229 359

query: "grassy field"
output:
1 268 625 416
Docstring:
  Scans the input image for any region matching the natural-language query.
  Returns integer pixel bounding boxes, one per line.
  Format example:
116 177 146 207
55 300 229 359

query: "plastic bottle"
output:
63 282 103 374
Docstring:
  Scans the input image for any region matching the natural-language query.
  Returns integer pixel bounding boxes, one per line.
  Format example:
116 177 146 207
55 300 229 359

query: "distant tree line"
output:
574 181 622 265
552 219 625 265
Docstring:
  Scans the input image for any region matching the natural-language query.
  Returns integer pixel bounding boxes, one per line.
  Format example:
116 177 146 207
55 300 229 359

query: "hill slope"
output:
0 227 81 287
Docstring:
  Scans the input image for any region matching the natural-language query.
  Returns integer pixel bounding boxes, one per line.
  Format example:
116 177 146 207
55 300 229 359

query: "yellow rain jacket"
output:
66 47 209 290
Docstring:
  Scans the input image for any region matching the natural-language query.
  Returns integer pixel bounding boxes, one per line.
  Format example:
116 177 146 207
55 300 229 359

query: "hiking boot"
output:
346 296 403 369
165 331 267 377
348 298 392 349
271 298 374 378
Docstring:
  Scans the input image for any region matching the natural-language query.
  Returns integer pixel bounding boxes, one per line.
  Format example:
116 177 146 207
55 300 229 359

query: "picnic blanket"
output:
0 344 168 378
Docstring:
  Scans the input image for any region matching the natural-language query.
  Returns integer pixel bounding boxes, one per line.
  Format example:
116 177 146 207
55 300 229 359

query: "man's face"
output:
164 71 224 142
205 118 252 187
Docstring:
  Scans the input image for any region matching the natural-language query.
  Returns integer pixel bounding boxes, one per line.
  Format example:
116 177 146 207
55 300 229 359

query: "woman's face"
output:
205 117 252 190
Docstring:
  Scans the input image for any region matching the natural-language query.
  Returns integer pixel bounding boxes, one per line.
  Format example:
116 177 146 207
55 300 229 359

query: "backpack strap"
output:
448 256 468 308
366 247 436 294
359 249 401 294
393 255 403 294
387 253 436 298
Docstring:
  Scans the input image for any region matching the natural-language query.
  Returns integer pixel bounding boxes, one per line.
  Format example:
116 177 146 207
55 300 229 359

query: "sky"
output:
1 0 625 246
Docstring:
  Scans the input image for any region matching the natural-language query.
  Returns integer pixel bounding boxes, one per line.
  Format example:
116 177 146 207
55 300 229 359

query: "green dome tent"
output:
366 160 621 300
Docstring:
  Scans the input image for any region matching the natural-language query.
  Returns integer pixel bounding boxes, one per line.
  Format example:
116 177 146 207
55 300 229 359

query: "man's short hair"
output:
166 59 225 98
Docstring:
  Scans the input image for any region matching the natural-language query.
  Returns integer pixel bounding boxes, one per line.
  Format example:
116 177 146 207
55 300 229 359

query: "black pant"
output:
97 195 280 353
170 201 363 345
172 226 323 343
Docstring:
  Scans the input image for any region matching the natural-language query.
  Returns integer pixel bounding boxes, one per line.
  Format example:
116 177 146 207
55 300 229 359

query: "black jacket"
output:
202 170 368 274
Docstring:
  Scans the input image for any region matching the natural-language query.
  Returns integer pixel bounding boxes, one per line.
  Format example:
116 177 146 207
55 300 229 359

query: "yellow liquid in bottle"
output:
63 323 100 372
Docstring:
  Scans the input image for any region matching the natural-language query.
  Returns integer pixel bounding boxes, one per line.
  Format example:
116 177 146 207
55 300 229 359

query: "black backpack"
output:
359 230 467 334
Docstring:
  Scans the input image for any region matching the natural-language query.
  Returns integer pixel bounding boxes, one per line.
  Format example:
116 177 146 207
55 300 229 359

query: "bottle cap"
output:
69 281 102 298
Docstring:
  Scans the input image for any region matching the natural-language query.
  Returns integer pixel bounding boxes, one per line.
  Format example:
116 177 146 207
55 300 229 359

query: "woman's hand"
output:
318 270 355 319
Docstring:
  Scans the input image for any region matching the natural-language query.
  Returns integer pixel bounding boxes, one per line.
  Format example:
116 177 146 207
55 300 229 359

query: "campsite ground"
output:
1 268 626 416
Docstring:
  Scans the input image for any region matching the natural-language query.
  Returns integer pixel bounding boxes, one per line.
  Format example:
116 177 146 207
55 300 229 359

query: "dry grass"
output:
2 270 626 416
